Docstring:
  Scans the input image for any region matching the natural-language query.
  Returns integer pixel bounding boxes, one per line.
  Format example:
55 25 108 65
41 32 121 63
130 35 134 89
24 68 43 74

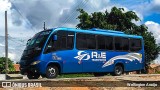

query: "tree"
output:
0 57 15 73
76 7 160 64
133 25 160 64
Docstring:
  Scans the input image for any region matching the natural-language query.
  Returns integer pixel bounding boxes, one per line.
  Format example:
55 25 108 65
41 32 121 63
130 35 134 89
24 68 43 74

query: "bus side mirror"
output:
27 39 31 45
53 35 57 41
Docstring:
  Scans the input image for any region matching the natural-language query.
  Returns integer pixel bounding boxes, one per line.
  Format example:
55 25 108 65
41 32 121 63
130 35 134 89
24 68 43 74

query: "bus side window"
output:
114 37 123 51
60 36 67 49
105 36 113 50
55 30 74 50
130 39 142 51
67 35 74 49
121 38 129 51
97 35 113 50
97 35 105 50
44 36 54 54
76 33 96 50
76 33 87 49
87 34 96 49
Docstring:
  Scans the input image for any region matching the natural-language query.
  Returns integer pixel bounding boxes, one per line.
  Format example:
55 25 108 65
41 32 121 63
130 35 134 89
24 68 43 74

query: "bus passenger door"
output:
53 30 82 73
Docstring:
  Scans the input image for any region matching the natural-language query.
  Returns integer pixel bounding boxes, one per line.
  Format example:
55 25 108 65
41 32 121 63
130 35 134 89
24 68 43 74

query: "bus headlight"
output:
31 60 41 65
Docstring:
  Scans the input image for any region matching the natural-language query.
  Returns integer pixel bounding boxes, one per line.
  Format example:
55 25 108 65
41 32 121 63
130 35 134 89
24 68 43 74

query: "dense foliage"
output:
0 57 15 73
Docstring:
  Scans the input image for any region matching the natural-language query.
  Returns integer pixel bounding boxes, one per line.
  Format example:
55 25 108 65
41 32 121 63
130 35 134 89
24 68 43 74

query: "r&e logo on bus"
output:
74 51 106 62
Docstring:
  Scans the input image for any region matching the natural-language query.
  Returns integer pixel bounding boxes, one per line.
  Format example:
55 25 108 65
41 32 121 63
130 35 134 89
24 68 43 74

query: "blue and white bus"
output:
20 27 145 79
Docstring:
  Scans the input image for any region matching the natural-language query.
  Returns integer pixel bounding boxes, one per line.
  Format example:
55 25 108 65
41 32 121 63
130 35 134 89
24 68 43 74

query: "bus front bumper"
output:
20 65 39 75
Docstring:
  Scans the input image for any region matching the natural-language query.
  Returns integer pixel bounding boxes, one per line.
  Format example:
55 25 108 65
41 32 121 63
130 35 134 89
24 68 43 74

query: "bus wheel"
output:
114 65 123 76
46 66 59 78
27 73 40 79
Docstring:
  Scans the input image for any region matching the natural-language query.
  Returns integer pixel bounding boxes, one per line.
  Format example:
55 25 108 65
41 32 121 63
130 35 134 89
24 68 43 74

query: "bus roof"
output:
51 27 143 39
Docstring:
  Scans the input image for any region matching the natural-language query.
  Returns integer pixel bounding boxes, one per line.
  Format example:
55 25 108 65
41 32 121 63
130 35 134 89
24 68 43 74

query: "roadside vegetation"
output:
58 73 94 78
155 71 160 74
58 73 111 78
0 57 15 74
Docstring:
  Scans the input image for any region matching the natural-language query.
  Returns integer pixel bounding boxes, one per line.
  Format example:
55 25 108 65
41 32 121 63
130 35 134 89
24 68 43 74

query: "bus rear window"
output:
130 39 142 51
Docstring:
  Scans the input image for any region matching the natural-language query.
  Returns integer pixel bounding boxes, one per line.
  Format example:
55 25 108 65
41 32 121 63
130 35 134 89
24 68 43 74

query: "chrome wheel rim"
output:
48 67 55 76
115 67 122 75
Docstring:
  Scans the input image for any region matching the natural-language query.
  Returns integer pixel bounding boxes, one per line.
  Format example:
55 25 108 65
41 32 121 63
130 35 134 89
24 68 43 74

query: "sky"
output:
0 0 160 63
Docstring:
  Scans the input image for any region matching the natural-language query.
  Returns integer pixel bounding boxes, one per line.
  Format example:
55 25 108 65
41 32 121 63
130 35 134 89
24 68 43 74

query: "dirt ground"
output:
0 74 160 90
1 87 160 90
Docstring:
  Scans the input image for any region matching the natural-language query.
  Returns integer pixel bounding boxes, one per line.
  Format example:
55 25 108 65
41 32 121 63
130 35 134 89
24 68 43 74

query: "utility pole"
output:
43 22 45 30
5 11 8 74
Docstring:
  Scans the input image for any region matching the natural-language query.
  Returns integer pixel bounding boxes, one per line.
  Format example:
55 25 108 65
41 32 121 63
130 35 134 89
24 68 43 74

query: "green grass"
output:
57 73 111 78
58 73 94 78
155 71 160 74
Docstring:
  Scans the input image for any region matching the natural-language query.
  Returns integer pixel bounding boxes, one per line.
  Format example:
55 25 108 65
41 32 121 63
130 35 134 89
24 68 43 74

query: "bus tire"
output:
113 64 123 76
27 73 40 79
46 65 59 79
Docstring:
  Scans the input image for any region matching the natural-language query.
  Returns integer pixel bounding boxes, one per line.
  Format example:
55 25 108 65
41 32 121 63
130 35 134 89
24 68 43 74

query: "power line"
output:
61 0 88 26
65 0 89 25
8 35 26 43
8 0 37 49
9 40 26 47
8 35 27 47
60 1 83 26
9 38 26 46
89 0 99 11
9 0 36 33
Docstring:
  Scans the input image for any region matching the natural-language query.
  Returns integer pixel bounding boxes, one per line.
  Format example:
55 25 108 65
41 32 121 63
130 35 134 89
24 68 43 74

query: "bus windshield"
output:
26 30 51 50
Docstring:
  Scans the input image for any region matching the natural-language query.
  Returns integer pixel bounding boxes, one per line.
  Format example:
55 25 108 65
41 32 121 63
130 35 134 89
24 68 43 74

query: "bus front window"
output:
26 31 51 49
22 30 51 59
